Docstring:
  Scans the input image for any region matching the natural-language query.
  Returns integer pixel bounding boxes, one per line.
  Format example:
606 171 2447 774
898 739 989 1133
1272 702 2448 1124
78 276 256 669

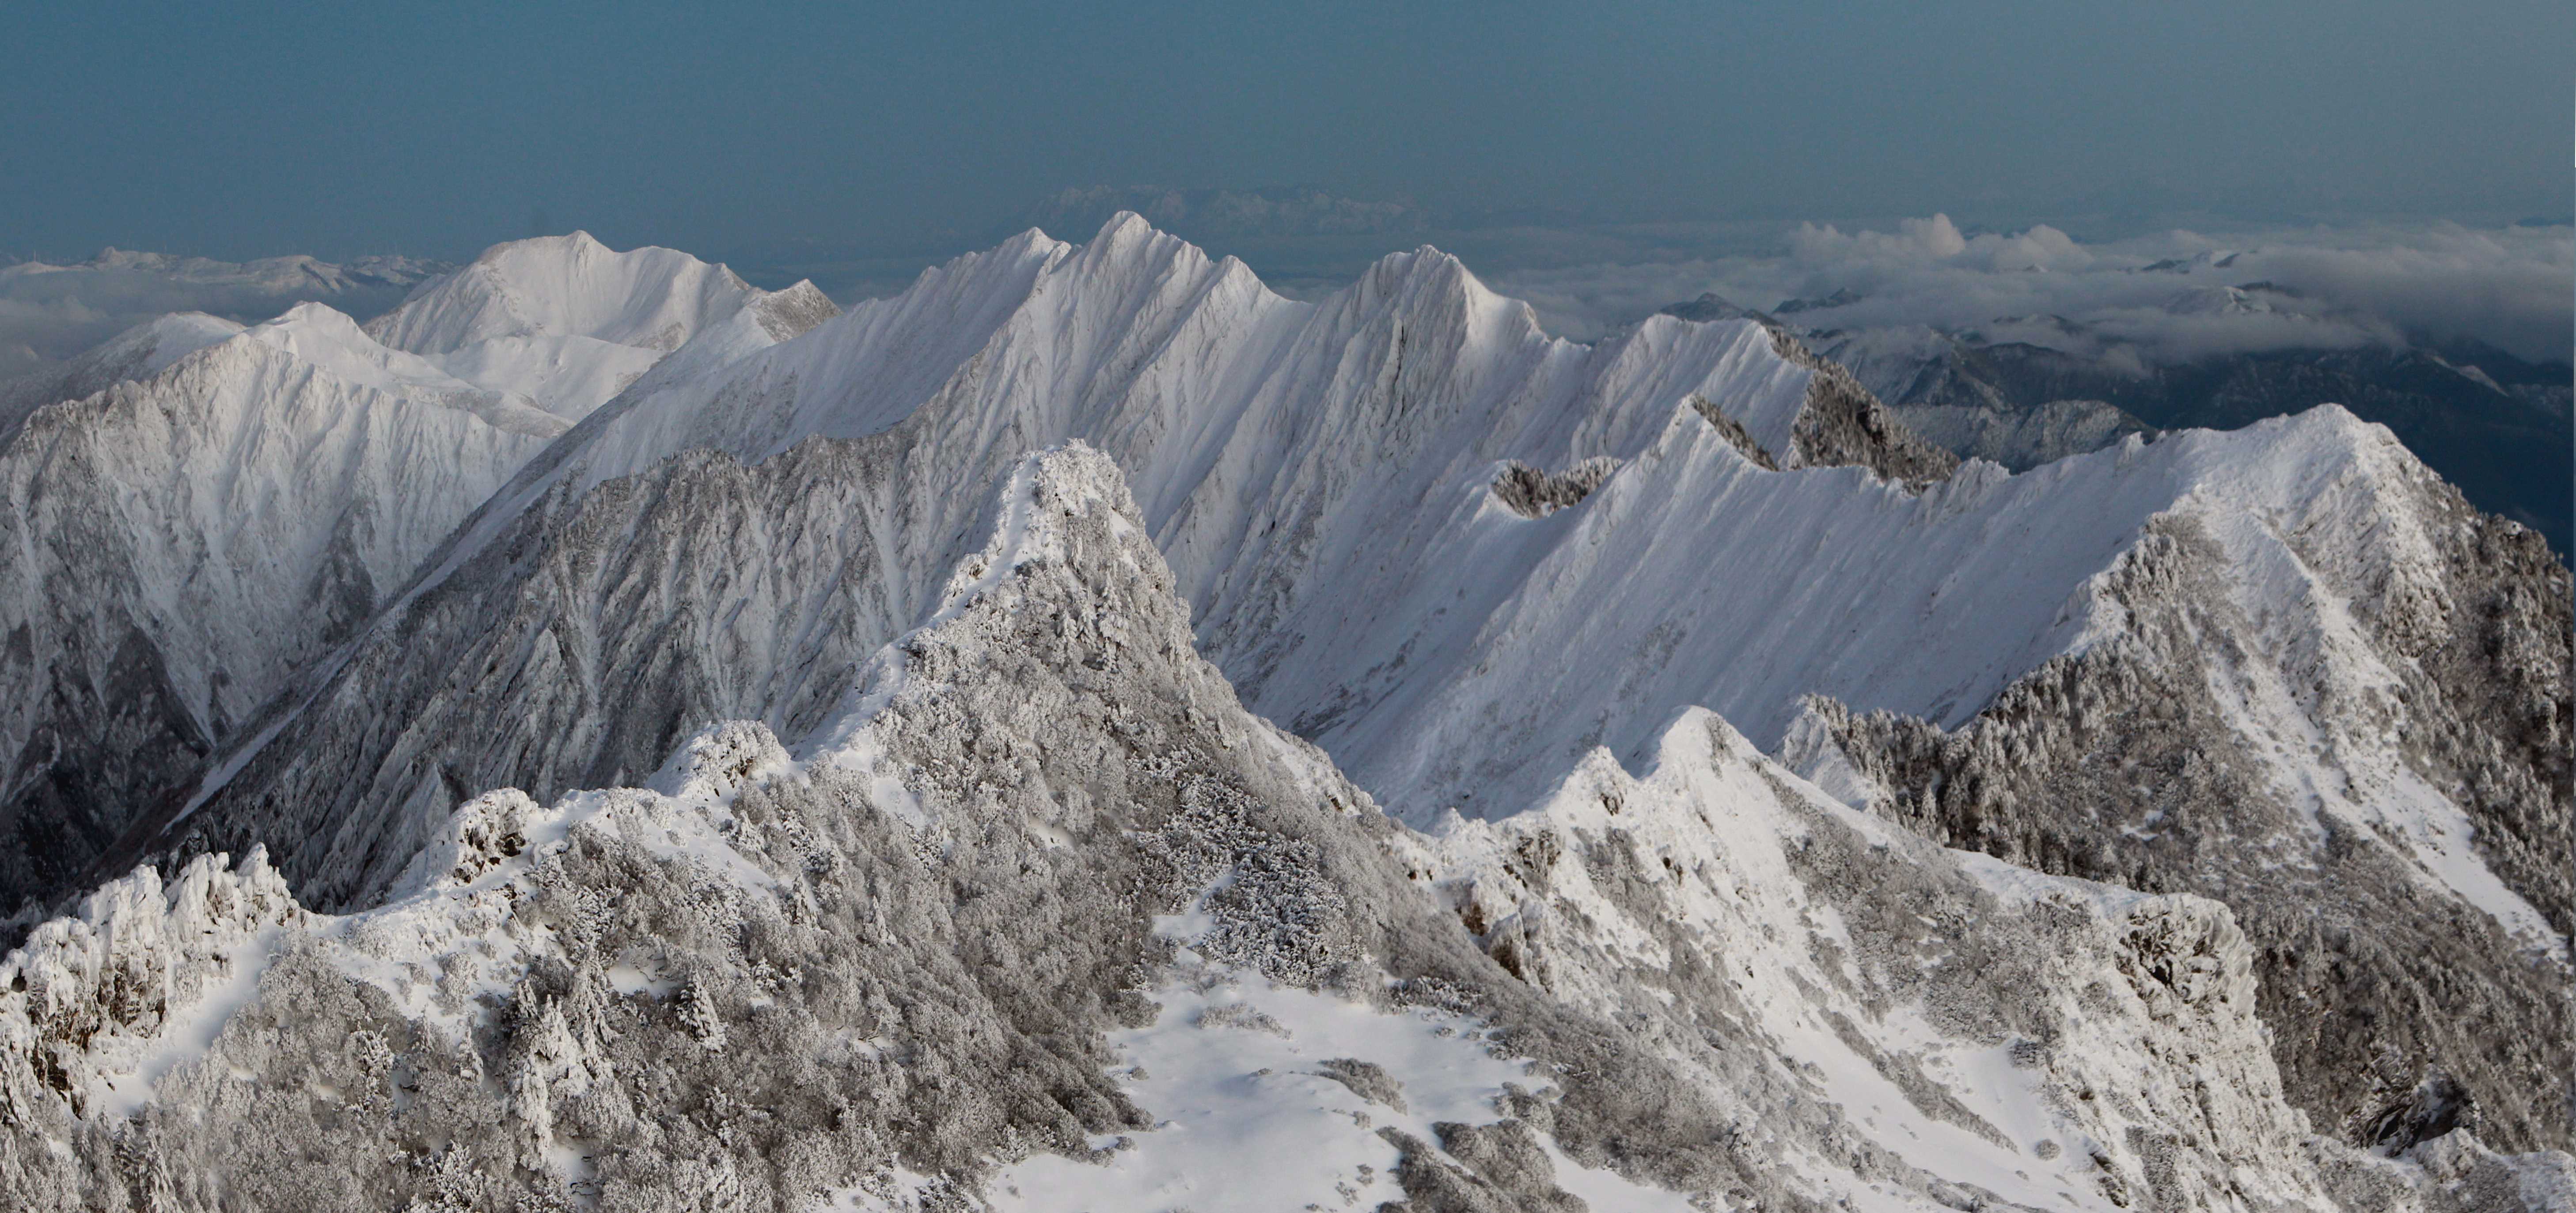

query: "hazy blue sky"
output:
4 0 2570 262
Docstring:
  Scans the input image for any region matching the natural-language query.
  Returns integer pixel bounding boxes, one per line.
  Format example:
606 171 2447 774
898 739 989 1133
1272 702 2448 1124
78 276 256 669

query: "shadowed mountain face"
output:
0 218 2567 1207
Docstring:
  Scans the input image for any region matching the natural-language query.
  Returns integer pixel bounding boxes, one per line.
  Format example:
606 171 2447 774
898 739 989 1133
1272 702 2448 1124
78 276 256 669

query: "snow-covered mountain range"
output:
0 218 2564 1210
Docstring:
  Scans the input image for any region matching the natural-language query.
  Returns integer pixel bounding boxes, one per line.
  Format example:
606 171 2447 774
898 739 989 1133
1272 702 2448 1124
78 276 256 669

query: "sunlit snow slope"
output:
365 231 839 420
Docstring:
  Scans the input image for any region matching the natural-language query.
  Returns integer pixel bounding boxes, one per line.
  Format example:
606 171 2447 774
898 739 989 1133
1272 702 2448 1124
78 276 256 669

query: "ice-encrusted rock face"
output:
1766 328 1959 485
1782 421 2574 1151
1418 713 2334 1211
14 447 2542 1211
0 846 303 1127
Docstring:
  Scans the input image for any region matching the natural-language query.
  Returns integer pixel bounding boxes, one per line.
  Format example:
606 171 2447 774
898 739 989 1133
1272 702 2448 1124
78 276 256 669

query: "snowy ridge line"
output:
144 213 1843 906
153 212 1956 874
0 299 585 912
364 230 836 420
0 311 244 444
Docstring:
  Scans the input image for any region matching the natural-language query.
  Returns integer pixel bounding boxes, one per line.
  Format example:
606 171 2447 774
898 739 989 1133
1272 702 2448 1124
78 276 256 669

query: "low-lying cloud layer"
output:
5 220 2565 391
0 250 440 380
1485 217 2574 367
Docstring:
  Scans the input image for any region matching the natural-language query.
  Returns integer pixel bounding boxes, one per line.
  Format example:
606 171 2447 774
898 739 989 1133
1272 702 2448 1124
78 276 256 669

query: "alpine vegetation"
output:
0 219 2565 1211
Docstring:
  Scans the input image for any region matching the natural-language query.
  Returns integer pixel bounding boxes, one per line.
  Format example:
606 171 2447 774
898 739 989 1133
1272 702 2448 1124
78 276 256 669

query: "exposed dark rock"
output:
1687 395 1780 470
1768 330 1960 485
1491 457 1621 517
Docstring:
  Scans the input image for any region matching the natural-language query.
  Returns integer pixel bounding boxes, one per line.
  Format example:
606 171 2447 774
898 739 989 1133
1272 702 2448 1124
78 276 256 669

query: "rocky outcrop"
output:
1784 471 2574 1153
1768 329 1959 485
1686 393 1780 469
1490 457 1621 517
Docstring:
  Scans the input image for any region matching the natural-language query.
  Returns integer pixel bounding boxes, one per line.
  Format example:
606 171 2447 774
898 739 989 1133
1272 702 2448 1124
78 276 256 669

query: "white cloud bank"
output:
4 221 2564 388
1486 217 2573 366
0 250 441 381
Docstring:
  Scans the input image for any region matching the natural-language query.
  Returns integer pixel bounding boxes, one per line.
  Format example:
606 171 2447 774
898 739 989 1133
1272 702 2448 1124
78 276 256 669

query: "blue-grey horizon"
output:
4 0 2569 265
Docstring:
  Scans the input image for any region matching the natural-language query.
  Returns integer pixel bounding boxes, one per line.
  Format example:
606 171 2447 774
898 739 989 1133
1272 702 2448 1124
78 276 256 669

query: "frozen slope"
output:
15 447 2549 1211
365 231 838 419
152 216 2569 1149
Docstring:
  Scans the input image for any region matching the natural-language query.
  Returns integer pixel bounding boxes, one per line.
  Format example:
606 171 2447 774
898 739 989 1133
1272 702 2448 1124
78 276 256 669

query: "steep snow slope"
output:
0 304 577 910
151 216 2572 1151
365 231 838 419
15 448 2548 1211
